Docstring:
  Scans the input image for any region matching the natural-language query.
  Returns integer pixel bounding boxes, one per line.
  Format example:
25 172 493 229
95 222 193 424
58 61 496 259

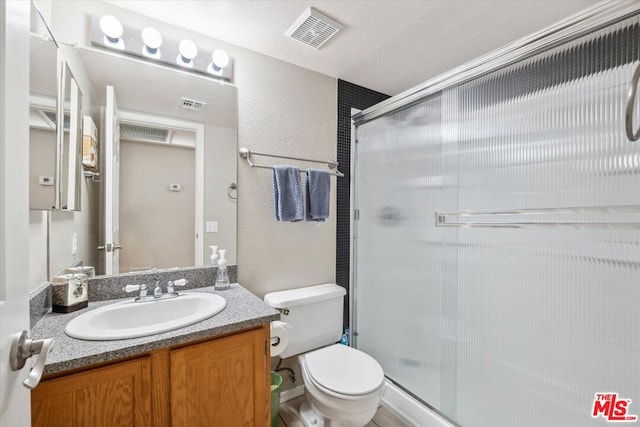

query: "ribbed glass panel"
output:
354 13 640 427
355 96 445 407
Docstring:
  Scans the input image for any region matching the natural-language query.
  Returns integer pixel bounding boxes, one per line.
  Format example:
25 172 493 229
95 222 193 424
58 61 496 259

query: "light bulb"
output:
99 15 124 50
141 27 162 59
212 49 229 69
208 49 229 75
177 39 197 68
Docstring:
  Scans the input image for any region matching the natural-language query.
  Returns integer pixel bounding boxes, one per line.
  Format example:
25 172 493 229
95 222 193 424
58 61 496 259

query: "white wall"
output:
47 1 337 297
119 140 195 272
204 124 238 265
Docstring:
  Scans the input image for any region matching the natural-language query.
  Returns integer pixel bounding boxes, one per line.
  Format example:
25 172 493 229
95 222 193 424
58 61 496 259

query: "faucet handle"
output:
123 284 141 293
123 284 147 297
166 279 187 295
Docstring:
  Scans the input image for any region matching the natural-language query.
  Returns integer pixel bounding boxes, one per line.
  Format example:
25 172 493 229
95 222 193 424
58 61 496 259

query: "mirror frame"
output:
57 61 83 211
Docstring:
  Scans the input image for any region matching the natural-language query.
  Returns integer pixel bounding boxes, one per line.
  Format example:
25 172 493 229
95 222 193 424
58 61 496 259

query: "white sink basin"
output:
65 292 227 340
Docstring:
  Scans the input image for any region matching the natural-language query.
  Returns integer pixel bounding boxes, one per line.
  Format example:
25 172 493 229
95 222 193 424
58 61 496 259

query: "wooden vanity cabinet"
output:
32 325 270 427
171 327 270 426
31 357 152 427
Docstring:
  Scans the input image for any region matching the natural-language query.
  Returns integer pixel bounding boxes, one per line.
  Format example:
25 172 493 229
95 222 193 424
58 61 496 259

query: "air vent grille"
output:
120 123 170 143
43 111 71 130
286 7 344 49
181 97 207 111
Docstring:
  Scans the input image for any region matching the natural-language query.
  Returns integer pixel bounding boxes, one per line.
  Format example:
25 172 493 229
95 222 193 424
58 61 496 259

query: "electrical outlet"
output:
206 221 218 233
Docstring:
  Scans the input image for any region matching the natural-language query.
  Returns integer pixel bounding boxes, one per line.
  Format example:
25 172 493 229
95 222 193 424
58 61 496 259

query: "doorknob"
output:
9 330 54 389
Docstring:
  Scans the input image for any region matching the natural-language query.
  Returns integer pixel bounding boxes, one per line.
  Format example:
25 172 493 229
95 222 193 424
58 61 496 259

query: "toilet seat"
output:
303 344 384 397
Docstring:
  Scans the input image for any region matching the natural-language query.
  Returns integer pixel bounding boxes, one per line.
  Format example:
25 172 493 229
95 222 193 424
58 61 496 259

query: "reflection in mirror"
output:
29 35 58 210
77 47 237 275
58 63 83 211
118 115 197 273
29 37 84 212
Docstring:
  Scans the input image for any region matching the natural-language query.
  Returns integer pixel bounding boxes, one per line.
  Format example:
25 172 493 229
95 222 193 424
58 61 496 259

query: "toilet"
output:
264 284 385 427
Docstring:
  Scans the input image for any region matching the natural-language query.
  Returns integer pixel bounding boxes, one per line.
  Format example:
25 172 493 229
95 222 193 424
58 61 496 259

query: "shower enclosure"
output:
352 4 640 427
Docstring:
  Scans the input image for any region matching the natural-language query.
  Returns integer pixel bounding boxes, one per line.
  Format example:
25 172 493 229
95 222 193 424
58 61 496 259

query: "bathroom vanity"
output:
29 284 279 427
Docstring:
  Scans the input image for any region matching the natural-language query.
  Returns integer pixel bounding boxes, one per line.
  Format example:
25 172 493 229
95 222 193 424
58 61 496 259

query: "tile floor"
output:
277 396 411 427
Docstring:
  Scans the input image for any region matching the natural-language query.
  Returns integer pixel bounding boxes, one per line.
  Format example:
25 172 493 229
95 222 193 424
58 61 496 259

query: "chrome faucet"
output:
153 281 163 298
123 284 155 302
124 279 189 302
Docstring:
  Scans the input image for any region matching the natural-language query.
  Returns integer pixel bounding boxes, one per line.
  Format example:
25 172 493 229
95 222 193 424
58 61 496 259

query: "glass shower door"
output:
354 96 455 412
354 13 640 427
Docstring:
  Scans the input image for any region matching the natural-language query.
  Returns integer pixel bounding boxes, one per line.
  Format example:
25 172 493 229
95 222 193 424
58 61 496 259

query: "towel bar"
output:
435 204 640 229
239 147 344 177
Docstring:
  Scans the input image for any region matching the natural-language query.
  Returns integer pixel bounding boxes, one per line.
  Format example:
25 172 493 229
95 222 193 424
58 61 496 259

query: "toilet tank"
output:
264 284 346 359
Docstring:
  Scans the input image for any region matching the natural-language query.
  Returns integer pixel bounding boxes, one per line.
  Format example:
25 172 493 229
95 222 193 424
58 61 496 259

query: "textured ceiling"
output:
105 0 598 96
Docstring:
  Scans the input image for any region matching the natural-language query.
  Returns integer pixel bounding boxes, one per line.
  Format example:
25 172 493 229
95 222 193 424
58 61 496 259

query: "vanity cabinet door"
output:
170 326 270 427
31 357 152 427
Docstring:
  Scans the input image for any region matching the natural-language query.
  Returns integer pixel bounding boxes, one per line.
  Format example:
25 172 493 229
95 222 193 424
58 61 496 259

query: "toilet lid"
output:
305 344 384 396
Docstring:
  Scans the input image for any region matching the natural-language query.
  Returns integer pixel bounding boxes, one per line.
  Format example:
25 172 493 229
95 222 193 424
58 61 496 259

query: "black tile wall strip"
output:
336 80 389 329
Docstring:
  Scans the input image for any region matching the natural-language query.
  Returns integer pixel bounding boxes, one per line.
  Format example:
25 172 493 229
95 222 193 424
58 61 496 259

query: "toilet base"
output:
299 397 371 427
300 400 325 427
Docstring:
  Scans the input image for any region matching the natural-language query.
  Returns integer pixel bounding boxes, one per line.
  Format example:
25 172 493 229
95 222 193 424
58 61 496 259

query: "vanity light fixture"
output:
177 39 197 68
208 49 230 75
99 15 124 50
91 15 233 82
141 27 162 59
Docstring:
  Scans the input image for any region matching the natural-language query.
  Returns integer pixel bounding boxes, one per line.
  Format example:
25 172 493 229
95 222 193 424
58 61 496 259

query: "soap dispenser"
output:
209 245 219 265
214 249 230 290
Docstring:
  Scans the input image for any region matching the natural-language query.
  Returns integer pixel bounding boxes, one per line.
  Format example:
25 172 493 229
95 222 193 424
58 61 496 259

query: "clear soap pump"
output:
214 249 230 290
209 245 219 265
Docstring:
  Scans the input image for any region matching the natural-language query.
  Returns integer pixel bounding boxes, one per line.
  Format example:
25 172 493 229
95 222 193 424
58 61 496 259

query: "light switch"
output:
206 221 218 233
169 183 181 192
39 176 54 186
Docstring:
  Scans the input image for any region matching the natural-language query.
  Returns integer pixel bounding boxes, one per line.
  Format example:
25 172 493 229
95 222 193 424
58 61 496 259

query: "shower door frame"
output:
352 1 640 127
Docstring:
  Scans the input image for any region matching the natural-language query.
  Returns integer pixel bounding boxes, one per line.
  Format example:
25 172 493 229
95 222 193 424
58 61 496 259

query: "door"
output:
103 85 121 274
170 327 270 426
31 357 152 427
0 1 32 425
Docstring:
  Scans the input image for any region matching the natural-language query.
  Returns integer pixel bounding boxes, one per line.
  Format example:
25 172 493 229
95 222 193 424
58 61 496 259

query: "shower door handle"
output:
625 64 640 141
97 243 122 252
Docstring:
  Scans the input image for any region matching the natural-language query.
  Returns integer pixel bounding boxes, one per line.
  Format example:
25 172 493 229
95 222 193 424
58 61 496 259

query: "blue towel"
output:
273 165 304 222
306 169 331 222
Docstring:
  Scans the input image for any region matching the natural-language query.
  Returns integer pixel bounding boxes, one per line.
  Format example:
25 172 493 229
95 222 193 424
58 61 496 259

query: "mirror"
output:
58 62 83 211
76 47 237 275
28 35 84 211
29 34 58 210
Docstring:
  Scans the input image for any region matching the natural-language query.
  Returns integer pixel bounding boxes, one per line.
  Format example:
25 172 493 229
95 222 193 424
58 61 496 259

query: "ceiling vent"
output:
181 97 207 111
285 7 344 49
43 110 71 130
120 122 172 144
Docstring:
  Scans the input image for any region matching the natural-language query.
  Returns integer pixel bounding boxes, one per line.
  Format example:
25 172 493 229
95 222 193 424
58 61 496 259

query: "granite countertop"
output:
31 283 280 375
